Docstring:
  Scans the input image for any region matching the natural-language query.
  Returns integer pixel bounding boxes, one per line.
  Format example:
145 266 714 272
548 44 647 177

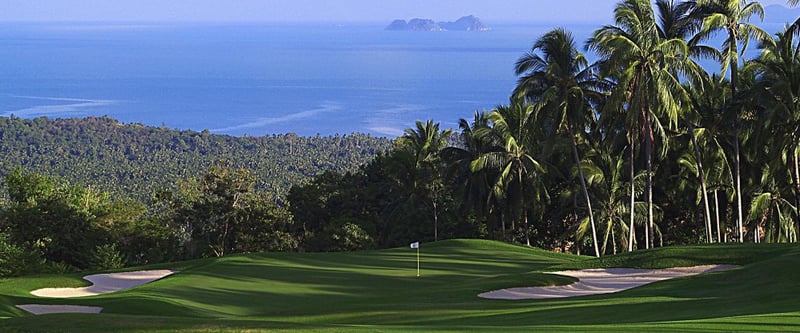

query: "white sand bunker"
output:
15 304 103 315
479 264 736 300
31 269 175 298
17 269 175 315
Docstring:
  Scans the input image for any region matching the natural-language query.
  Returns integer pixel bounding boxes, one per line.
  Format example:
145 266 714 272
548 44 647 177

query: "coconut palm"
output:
513 28 604 257
472 100 546 246
696 0 774 242
440 112 500 236
747 163 798 243
655 0 720 243
588 0 693 249
396 120 452 241
685 71 735 241
578 142 646 254
749 29 800 242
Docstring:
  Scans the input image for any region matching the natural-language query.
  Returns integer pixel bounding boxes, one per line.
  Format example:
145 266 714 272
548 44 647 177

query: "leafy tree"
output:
0 232 46 277
1 169 108 269
159 163 299 258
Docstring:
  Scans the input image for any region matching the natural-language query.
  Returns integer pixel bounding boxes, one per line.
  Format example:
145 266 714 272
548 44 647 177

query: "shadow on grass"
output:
2 241 799 331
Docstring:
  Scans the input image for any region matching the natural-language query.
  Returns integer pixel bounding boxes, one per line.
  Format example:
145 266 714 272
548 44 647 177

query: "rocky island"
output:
385 15 491 31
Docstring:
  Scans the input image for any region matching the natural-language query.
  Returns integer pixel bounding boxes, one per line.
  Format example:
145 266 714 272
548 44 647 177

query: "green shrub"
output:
0 233 47 277
91 244 126 270
329 219 374 251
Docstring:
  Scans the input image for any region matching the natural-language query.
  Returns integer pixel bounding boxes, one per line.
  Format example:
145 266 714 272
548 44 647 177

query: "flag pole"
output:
410 241 420 277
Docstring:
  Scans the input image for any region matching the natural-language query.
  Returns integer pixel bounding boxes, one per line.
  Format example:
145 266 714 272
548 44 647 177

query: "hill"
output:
385 15 490 31
0 116 392 201
0 239 798 332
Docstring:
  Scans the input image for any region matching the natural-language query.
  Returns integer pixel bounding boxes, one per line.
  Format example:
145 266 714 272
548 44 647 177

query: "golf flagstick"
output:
410 242 420 277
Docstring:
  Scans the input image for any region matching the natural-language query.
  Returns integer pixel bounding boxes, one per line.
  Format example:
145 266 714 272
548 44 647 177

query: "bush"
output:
91 243 126 270
0 233 47 277
328 219 374 251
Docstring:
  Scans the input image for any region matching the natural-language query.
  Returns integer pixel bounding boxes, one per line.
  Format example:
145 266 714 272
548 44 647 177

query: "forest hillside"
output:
0 116 392 201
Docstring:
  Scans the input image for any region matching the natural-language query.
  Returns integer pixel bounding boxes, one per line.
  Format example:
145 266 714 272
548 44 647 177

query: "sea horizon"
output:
0 13 793 138
0 21 603 138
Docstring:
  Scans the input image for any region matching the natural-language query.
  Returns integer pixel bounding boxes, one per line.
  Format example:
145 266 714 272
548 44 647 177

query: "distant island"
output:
385 15 490 32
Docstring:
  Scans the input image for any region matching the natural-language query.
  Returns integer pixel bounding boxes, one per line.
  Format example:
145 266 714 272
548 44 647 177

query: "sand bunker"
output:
479 264 736 300
30 269 175 298
18 269 175 315
15 304 103 315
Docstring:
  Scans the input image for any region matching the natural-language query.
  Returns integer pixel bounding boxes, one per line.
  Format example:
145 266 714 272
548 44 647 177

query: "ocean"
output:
0 20 787 138
0 22 599 138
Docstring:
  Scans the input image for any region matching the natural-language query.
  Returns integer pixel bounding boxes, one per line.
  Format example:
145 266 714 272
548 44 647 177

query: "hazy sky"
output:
0 0 790 24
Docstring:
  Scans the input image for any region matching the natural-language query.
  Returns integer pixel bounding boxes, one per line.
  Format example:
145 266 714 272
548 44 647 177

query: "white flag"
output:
410 242 420 249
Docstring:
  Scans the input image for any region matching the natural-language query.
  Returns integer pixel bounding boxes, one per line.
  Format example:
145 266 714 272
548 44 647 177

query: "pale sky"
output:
0 0 790 24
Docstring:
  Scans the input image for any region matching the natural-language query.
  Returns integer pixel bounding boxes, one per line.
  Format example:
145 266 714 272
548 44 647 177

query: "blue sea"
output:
0 21 787 138
0 22 602 137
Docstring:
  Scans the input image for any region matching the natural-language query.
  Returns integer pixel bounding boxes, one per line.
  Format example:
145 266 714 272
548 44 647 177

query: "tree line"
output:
292 0 800 256
0 116 391 201
0 117 392 276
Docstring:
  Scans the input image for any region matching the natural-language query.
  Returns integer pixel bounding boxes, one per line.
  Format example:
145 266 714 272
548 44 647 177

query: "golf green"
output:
0 239 797 332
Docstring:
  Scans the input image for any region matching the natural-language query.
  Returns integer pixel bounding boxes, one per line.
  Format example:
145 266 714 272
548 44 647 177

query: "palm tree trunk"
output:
520 168 530 247
645 112 654 249
756 210 764 244
688 124 714 243
433 200 439 241
524 209 531 247
629 143 636 252
602 219 610 255
730 52 745 243
735 129 744 242
612 224 617 255
715 190 722 242
793 153 800 242
569 126 600 257
501 213 506 236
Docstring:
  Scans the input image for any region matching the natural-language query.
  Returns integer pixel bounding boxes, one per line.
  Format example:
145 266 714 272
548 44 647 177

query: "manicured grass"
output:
0 239 797 332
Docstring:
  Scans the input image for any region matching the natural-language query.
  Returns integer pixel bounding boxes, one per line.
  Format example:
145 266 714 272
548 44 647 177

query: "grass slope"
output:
0 239 798 332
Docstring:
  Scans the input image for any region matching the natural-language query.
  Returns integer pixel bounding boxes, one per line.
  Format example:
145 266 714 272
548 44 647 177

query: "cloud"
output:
3 95 117 118
211 101 342 133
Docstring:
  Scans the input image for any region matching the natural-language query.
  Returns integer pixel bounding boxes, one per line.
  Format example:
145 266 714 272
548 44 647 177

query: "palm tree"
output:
747 164 798 243
514 28 603 257
440 112 499 236
697 0 773 242
396 120 452 241
685 72 734 242
656 0 718 243
579 142 645 254
750 29 800 242
588 0 693 249
472 100 545 246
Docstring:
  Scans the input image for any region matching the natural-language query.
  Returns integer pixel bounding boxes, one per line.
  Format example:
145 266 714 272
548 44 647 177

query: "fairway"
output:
0 239 798 332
